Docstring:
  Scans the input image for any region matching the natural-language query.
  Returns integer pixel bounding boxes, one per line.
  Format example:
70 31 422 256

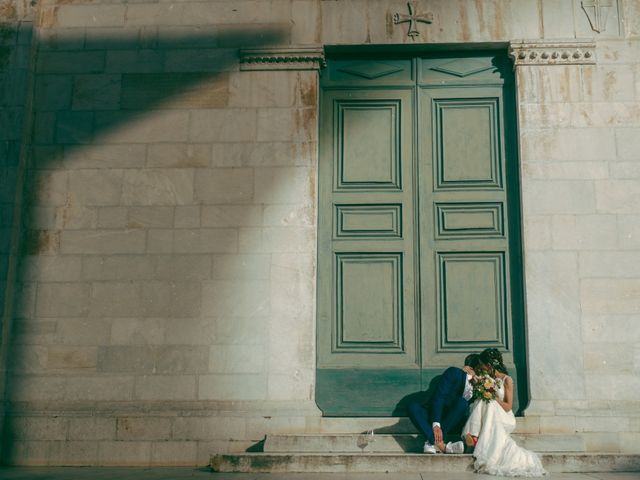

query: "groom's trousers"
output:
407 397 469 444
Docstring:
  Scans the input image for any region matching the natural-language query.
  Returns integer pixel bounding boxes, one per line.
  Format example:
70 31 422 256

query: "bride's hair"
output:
480 348 508 374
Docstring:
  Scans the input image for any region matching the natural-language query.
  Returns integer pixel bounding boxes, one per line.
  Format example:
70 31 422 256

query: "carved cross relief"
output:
393 2 433 39
581 0 613 33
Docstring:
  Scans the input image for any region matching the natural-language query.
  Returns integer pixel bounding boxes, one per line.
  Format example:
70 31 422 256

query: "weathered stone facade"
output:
0 0 638 466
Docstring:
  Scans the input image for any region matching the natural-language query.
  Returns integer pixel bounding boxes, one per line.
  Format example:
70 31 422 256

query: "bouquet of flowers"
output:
471 373 502 403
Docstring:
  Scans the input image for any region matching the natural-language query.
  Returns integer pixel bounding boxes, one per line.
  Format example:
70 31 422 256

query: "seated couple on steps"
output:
407 348 546 477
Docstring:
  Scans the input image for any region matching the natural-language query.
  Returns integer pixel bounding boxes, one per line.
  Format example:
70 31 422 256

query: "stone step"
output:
210 452 640 473
263 433 585 453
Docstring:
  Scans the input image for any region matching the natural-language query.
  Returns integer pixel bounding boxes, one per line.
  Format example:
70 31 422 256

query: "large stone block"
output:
155 345 209 374
61 230 146 254
34 75 72 111
164 48 238 73
212 254 270 280
174 205 201 228
582 65 636 102
585 374 640 401
201 279 269 317
55 5 126 28
122 73 229 110
56 111 95 144
96 111 189 143
214 316 267 346
127 206 175 228
189 109 257 142
37 51 105 74
618 214 640 249
47 346 97 370
134 375 197 401
201 205 262 227
125 3 186 26
82 255 156 281
523 161 608 180
55 318 112 346
579 251 640 278
97 345 156 373
122 169 194 205
582 315 640 343
64 144 147 169
29 169 68 206
194 168 254 204
198 373 267 400
89 282 144 317
116 417 172 441
6 416 68 441
257 108 316 142
151 441 198 466
49 440 98 466
584 343 634 373
254 167 312 205
521 180 596 215
267 370 314 401
72 74 121 110
163 318 216 346
228 71 298 108
56 204 98 229
105 50 164 74
110 318 165 345
173 229 238 253
171 417 246 441
147 144 210 168
64 376 135 401
615 128 640 161
520 128 616 162
68 417 116 441
19 255 82 281
610 162 640 179
595 180 640 214
181 0 289 25
581 279 640 314
208 344 265 374
263 204 315 227
523 216 552 250
68 169 122 206
518 66 583 104
551 215 617 250
36 283 89 317
211 142 314 168
155 255 212 280
525 252 582 378
97 441 151 466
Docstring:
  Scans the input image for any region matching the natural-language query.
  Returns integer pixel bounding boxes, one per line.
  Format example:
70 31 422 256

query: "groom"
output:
407 353 480 454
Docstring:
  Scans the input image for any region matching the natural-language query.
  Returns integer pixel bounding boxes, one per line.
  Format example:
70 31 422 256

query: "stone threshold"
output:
210 452 640 473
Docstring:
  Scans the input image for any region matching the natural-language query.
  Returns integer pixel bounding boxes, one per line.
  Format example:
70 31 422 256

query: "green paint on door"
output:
317 51 527 417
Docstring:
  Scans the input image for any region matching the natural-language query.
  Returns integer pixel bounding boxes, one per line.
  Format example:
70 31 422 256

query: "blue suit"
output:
407 367 471 444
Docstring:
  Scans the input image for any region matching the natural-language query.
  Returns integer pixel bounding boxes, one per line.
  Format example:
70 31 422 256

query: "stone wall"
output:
0 0 638 466
518 36 640 452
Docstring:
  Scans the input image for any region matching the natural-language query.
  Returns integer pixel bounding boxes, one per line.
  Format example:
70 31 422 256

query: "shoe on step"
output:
423 442 437 454
445 440 464 454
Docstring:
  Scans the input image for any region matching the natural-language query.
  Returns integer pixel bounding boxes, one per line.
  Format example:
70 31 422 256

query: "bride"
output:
462 348 546 477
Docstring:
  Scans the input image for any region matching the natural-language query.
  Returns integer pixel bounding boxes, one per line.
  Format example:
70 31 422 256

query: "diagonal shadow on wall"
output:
0 21 295 464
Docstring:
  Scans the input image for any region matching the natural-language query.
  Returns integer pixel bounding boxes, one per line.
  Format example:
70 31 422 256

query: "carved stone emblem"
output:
393 2 433 39
581 0 613 33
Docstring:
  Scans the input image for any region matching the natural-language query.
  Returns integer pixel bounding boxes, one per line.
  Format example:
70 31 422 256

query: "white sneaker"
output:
445 441 464 454
423 442 437 454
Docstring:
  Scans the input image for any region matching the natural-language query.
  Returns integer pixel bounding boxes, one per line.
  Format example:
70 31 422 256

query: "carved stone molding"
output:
239 46 326 71
509 40 596 67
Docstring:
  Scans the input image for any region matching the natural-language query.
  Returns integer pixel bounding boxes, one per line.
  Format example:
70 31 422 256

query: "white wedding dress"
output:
462 377 546 477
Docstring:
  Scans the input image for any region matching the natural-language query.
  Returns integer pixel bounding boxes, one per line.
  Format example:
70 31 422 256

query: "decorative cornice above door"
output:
239 46 326 71
509 40 596 67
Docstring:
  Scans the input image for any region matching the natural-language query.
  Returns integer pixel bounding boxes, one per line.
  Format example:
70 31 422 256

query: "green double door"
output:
316 52 527 416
